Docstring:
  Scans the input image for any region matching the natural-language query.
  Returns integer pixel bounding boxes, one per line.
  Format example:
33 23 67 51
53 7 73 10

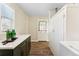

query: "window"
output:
0 4 15 31
1 17 13 31
38 21 47 31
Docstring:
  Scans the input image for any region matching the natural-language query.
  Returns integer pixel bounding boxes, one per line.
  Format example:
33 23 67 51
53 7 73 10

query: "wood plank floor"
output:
29 41 53 56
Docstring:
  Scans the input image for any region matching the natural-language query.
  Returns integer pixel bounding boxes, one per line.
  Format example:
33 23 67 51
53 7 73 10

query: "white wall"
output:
7 3 29 34
28 16 38 42
0 3 29 40
67 6 79 41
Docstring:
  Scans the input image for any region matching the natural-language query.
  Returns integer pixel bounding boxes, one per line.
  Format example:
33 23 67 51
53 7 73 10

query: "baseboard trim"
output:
31 40 39 42
38 40 49 42
31 40 49 42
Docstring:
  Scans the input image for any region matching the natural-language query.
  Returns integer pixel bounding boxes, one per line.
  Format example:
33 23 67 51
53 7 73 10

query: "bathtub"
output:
59 41 79 56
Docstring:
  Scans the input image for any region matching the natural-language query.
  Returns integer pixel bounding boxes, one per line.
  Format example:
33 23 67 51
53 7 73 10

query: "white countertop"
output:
0 34 31 49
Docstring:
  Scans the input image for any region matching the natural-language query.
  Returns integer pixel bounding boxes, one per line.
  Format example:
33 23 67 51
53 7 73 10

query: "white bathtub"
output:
59 41 79 56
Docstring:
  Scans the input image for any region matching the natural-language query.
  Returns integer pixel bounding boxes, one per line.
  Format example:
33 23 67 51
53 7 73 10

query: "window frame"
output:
38 21 47 31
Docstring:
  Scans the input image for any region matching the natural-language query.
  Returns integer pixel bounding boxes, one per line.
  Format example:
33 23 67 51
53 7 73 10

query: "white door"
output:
37 19 48 41
49 16 57 55
53 10 64 55
48 17 55 53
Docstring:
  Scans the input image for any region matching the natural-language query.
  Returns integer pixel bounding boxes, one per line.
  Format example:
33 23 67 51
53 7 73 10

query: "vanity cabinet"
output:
0 35 31 56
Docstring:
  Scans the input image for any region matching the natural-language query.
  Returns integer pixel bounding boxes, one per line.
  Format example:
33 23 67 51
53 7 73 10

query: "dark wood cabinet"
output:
19 37 31 56
0 36 31 56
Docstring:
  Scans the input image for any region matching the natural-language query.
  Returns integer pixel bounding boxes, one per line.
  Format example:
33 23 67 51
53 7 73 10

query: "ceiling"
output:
18 3 65 16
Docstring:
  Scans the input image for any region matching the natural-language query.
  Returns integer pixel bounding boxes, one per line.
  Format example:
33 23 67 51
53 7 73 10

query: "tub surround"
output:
48 4 79 56
59 41 79 56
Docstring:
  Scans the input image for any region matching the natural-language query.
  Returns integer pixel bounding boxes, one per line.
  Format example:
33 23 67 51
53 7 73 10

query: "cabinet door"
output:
14 36 31 56
20 41 27 56
13 45 22 56
0 49 13 56
24 37 31 56
13 41 27 56
21 36 31 56
26 37 31 55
